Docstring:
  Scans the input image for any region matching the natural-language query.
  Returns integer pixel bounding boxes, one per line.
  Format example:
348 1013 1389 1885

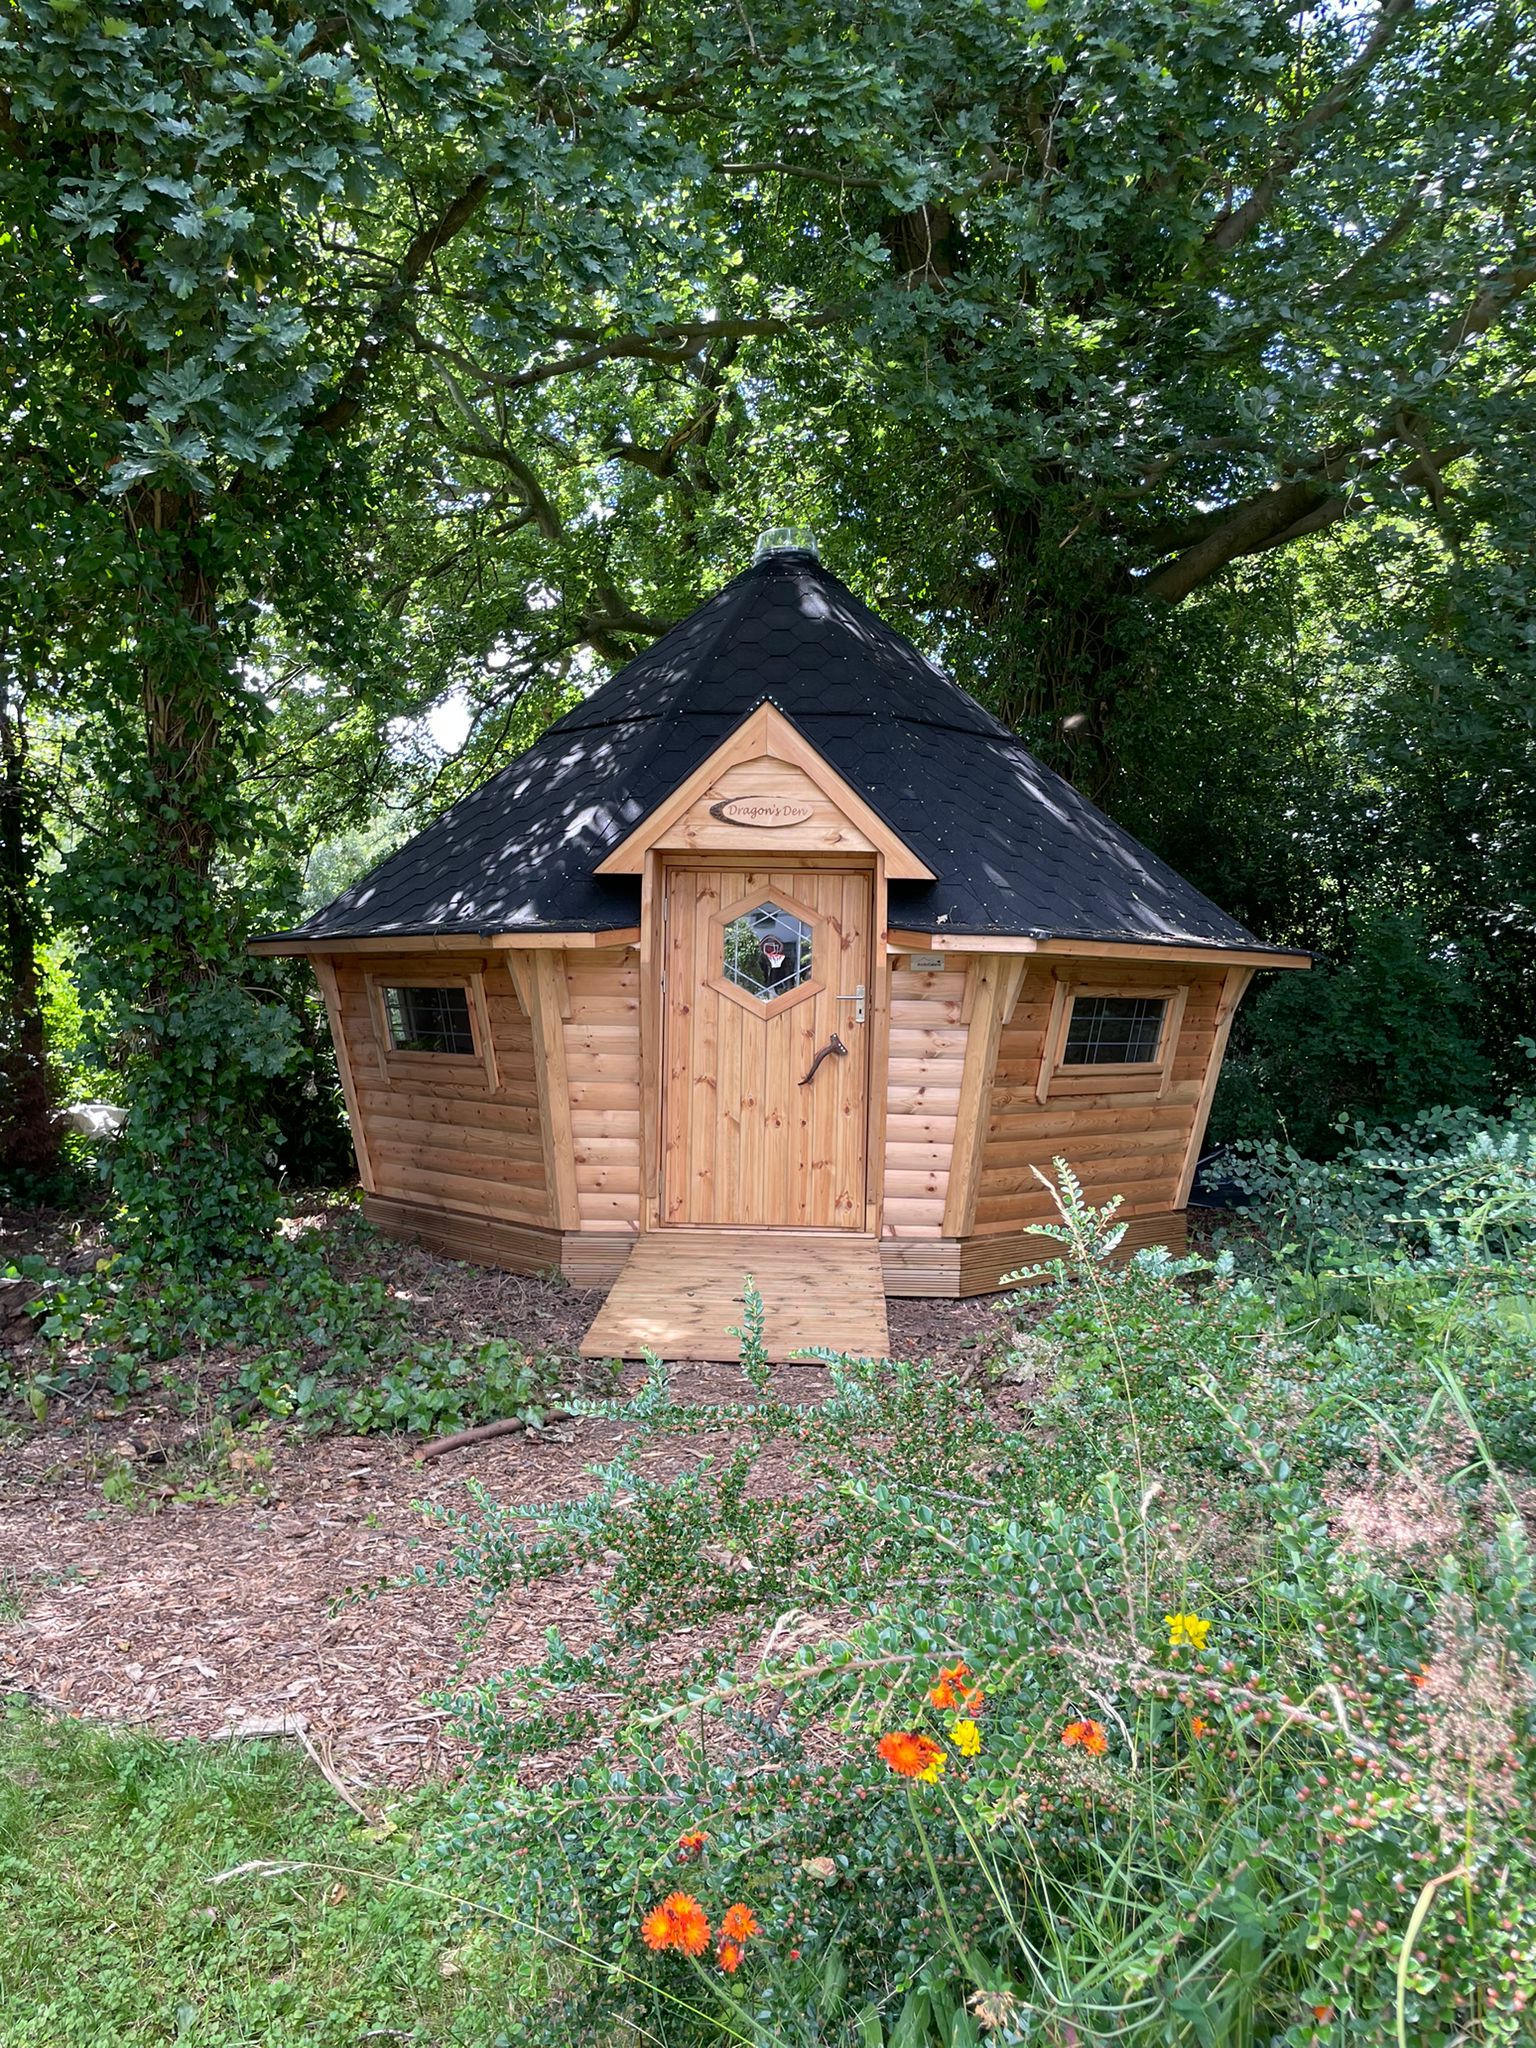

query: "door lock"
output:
835 983 866 1026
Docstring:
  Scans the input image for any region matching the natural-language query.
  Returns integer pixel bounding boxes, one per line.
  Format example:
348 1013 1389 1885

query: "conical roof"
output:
278 550 1278 954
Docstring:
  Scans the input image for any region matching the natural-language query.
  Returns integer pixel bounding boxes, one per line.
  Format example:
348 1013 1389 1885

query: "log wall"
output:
972 960 1228 1234
881 963 966 1239
329 950 551 1227
563 945 643 1234
326 943 1234 1298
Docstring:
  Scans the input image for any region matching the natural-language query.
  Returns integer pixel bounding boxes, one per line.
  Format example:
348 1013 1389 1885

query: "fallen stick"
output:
417 1408 572 1461
296 1722 379 1824
213 1712 380 1824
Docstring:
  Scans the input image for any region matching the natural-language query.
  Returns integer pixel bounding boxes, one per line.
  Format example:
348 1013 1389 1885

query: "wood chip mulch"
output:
0 1219 1015 1793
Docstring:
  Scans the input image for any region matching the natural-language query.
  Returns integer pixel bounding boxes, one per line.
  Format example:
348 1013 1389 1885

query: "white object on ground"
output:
61 1101 128 1138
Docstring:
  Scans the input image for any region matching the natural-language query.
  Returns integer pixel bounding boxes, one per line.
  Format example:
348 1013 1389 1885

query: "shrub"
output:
424 1178 1536 2046
1222 1098 1536 1267
1213 911 1496 1154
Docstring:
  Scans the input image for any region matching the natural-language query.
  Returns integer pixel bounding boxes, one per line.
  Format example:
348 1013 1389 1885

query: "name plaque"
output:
708 797 816 828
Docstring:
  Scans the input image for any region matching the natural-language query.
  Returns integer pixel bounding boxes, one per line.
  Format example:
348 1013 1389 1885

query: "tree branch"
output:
720 160 886 189
1136 440 1471 601
581 584 674 662
1139 238 1536 600
307 171 494 440
1439 247 1536 357
449 436 564 539
429 360 566 538
1205 0 1416 255
412 308 847 397
1137 479 1333 601
1314 177 1430 304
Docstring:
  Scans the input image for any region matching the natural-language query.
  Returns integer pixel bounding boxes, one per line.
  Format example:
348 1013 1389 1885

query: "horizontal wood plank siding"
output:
330 951 551 1226
880 1236 963 1297
881 1209 1189 1297
881 966 966 1239
959 1208 1189 1291
363 1194 562 1273
563 947 642 1234
972 964 1227 1236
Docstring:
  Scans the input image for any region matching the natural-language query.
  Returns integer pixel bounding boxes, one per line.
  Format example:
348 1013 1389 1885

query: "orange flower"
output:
665 1893 711 1957
927 1660 978 1712
718 1938 744 1974
642 1892 711 1956
877 1730 946 1779
720 1903 759 1942
1190 1716 1212 1739
1061 1718 1108 1756
1407 1668 1428 1689
641 1905 675 1952
676 1829 707 1861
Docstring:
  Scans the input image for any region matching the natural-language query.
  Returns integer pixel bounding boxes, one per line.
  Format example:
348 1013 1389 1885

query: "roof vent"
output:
753 524 819 562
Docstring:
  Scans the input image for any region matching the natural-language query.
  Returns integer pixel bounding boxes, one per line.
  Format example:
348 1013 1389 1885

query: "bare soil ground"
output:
0 1199 1015 1792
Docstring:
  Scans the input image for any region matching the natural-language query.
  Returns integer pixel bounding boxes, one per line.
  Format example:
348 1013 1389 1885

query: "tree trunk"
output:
0 691 59 1175
127 486 224 1003
960 491 1135 798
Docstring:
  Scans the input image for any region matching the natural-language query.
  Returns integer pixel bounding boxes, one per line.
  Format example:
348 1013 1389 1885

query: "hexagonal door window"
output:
722 901 813 1003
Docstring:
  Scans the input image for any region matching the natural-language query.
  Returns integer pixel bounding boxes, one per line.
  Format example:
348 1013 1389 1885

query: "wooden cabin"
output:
253 532 1308 1360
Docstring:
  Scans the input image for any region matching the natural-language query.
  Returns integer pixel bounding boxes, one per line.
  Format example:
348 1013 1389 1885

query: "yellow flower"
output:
1165 1612 1212 1651
917 1748 947 1783
949 1717 983 1757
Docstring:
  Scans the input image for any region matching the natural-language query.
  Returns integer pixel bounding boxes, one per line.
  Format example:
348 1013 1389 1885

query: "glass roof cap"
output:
753 524 819 561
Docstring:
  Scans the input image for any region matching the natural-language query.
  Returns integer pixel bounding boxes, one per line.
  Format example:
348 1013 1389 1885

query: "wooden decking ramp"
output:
579 1230 890 1363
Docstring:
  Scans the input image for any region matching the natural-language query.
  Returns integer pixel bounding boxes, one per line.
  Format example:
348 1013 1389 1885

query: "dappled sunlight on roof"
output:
272 551 1272 955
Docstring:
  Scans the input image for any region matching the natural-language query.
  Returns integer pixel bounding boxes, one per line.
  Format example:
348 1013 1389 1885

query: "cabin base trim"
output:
881 1209 1189 1296
361 1195 634 1288
364 1193 1187 1301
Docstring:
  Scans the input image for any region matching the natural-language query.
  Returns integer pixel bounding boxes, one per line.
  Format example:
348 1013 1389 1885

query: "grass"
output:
0 1701 521 2046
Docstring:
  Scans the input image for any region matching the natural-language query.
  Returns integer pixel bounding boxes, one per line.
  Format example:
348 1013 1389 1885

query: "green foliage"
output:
12 1232 556 1440
238 1333 548 1438
3 0 684 1255
4 0 1534 1245
1214 912 1496 1152
0 1705 523 2046
422 1165 1536 2045
1224 1099 1536 1265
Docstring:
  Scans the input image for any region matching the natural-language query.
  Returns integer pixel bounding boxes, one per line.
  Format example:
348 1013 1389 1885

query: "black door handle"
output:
800 1034 848 1086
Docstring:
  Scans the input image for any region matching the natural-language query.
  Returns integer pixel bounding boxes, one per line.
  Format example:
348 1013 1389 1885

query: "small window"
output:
721 901 814 1003
383 984 476 1056
1062 994 1166 1067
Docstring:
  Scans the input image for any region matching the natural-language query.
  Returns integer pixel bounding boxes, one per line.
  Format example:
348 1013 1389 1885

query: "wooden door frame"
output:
640 850 888 1234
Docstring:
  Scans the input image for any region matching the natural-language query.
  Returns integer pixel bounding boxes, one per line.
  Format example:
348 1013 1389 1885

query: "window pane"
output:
384 984 476 1056
721 901 813 1002
1062 995 1166 1066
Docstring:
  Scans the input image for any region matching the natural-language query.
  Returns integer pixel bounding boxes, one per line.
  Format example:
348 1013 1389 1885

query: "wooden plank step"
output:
579 1230 890 1364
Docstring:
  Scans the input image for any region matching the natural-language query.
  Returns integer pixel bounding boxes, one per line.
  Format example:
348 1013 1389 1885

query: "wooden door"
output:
661 864 872 1228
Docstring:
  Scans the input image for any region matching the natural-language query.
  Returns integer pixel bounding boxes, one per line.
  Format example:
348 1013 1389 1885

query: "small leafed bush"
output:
424 1159 1536 2046
1211 912 1498 1154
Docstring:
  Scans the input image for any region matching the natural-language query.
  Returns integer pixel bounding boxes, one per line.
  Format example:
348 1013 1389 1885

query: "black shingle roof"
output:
270 551 1283 955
